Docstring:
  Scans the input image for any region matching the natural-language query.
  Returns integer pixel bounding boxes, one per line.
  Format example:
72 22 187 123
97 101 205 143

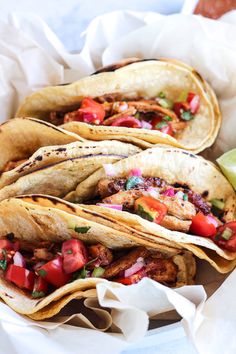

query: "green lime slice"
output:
217 149 236 190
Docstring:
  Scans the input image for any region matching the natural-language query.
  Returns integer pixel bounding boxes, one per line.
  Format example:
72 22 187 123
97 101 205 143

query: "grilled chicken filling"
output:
96 175 221 233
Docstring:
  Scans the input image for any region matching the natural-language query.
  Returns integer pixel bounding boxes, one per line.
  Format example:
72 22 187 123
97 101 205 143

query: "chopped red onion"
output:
162 188 175 197
103 164 116 176
140 120 152 129
207 214 219 228
96 203 123 211
146 187 159 199
175 191 184 199
129 168 142 177
33 261 45 271
13 251 26 268
124 257 144 277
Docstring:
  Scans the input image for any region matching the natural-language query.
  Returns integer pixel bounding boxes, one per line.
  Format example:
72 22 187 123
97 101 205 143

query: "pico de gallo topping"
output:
96 169 236 252
49 91 200 137
0 235 184 298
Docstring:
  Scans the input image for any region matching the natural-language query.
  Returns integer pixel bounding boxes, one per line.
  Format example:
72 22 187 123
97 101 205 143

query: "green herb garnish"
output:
137 205 154 222
210 199 225 210
0 249 7 271
38 269 47 277
221 228 233 240
180 110 194 121
163 115 172 121
155 121 168 129
92 267 105 278
183 194 188 201
158 98 173 109
32 291 46 298
66 249 73 254
125 176 143 190
158 91 166 98
74 226 91 234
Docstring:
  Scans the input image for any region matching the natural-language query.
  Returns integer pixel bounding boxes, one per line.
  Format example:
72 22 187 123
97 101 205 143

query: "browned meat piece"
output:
161 215 191 232
49 111 65 125
3 159 27 172
145 257 177 283
187 190 211 215
97 177 166 198
88 243 113 266
103 189 144 208
97 178 127 198
171 121 187 132
127 101 178 121
103 247 149 279
103 108 137 125
159 196 196 220
34 248 54 261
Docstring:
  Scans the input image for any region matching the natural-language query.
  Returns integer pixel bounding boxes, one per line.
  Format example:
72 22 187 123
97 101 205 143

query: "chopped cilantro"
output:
180 110 194 121
155 121 168 129
183 194 188 201
0 249 7 271
137 204 154 222
92 267 105 278
125 176 143 190
158 91 166 98
66 249 73 254
32 291 45 298
163 115 172 121
38 269 47 277
74 226 91 234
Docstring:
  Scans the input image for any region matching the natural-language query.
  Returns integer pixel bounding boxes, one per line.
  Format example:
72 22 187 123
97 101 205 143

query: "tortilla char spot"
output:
55 147 67 152
4 292 13 299
6 233 15 241
181 151 197 158
173 182 190 189
92 58 158 74
35 155 43 161
202 190 209 198
193 70 204 84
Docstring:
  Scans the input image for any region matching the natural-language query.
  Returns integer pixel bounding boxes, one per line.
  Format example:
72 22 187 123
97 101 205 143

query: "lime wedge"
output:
217 149 236 190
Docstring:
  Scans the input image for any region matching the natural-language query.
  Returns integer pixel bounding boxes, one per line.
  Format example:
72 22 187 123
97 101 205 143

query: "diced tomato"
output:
37 256 71 288
32 276 48 297
190 212 217 238
213 222 236 252
151 116 173 136
159 124 173 136
5 264 35 290
187 92 200 114
134 196 167 224
64 97 105 124
0 240 14 251
111 116 142 128
115 269 146 285
62 239 88 274
173 102 190 119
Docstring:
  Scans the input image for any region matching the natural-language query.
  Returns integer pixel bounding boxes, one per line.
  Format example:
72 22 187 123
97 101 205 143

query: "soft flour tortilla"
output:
66 146 236 268
0 197 194 318
19 195 236 274
16 58 221 153
0 140 141 189
0 154 126 201
0 117 84 173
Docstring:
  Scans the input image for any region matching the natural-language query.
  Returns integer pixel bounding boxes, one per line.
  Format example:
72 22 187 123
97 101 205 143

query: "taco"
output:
0 196 195 319
0 134 141 200
65 146 236 273
0 117 86 175
16 58 221 153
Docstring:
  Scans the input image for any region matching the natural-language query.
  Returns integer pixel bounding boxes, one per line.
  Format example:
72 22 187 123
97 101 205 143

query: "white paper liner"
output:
0 9 236 354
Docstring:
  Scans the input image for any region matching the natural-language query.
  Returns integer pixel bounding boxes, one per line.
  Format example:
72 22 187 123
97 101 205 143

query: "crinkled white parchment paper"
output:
0 9 236 354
